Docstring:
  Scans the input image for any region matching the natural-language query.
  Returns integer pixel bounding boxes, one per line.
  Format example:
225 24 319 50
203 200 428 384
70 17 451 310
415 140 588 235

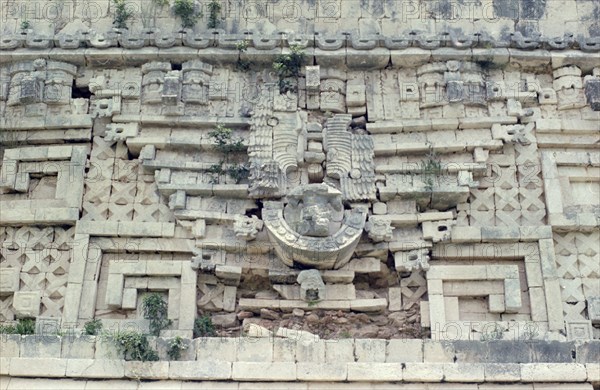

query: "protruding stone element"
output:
233 215 263 241
305 65 320 93
168 190 186 210
284 184 344 237
365 216 394 242
162 71 182 106
0 267 20 295
491 123 531 145
566 320 593 340
297 269 326 302
422 220 455 243
35 317 61 335
13 291 41 318
104 123 139 143
263 197 367 269
395 249 431 273
584 76 600 111
587 296 600 324
324 114 353 179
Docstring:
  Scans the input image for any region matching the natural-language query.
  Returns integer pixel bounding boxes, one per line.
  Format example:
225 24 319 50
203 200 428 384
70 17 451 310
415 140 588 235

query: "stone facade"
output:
0 0 599 385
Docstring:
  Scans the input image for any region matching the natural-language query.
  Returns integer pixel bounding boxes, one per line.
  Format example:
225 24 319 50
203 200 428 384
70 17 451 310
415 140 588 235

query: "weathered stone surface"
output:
232 362 296 381
168 361 232 380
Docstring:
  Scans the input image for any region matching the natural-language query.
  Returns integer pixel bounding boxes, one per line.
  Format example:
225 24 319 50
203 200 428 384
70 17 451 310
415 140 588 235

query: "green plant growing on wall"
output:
20 20 30 30
193 315 216 337
207 124 249 184
173 0 201 29
112 0 133 29
143 293 172 336
0 319 35 335
153 0 170 6
16 318 35 334
421 147 442 193
167 336 187 360
207 0 222 29
273 45 305 93
112 331 159 361
235 40 251 71
84 319 103 335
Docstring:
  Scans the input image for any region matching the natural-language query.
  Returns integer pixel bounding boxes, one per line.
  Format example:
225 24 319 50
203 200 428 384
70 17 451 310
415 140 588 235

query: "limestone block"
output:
423 341 455 363
1 334 21 358
10 358 67 377
354 339 386 362
586 363 600 383
105 123 138 143
124 361 169 380
566 321 593 341
168 361 232 380
12 291 40 318
237 338 273 362
483 363 521 382
450 227 481 243
214 265 242 286
489 295 505 313
232 362 296 381
324 339 354 363
504 279 523 313
65 359 125 378
443 363 485 382
422 221 452 242
276 328 318 342
544 279 566 331
305 66 320 93
386 339 423 363
346 85 366 107
0 267 19 295
196 338 237 362
296 363 347 381
296 339 325 362
587 297 600 324
402 363 444 381
273 338 296 362
520 363 587 382
61 336 96 359
350 299 387 312
347 362 403 381
388 287 402 311
0 357 8 375
529 288 548 322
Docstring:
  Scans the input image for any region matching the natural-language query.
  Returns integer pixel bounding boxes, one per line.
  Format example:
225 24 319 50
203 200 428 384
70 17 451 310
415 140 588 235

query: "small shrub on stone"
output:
112 0 133 29
207 125 248 183
207 0 222 29
167 336 187 360
143 293 172 336
113 331 159 361
16 318 35 334
193 315 216 337
273 45 305 93
84 319 103 335
235 41 251 71
173 0 201 29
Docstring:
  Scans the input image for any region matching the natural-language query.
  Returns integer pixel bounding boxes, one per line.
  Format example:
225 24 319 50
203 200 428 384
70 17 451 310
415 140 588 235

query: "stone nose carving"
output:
263 184 367 270
297 269 325 302
284 183 344 237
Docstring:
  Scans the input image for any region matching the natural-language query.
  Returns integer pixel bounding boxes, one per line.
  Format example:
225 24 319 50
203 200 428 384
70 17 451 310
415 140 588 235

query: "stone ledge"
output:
2 358 598 384
0 377 596 389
